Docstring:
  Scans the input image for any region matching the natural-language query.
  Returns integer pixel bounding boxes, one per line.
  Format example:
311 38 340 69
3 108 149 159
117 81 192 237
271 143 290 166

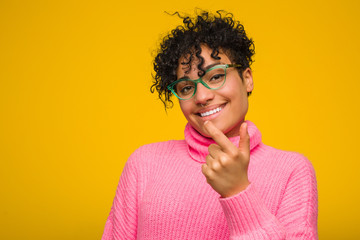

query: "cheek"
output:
179 101 192 120
221 80 244 101
223 80 249 112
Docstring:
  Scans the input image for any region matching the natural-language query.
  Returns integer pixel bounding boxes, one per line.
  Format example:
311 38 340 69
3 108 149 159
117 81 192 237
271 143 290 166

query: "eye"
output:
209 74 225 82
175 80 195 96
180 85 195 95
204 67 226 85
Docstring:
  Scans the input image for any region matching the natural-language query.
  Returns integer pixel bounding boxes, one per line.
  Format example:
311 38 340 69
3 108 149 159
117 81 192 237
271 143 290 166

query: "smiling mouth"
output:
200 107 222 117
197 104 226 117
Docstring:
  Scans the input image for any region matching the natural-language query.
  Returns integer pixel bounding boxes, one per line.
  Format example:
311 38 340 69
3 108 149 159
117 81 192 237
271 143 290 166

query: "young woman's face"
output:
176 46 254 138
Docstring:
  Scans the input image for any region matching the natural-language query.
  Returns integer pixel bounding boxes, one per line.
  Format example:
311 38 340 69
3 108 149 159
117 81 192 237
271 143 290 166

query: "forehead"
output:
177 47 231 76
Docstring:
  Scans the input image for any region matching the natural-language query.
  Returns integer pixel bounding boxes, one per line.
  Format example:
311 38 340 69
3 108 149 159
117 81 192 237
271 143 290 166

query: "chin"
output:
195 122 229 138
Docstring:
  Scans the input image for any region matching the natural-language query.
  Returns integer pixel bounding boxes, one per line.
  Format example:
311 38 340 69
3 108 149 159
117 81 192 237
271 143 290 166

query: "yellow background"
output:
1 0 359 239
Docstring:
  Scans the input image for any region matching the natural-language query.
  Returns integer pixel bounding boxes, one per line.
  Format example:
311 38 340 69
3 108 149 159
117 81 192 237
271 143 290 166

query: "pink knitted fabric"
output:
102 121 318 239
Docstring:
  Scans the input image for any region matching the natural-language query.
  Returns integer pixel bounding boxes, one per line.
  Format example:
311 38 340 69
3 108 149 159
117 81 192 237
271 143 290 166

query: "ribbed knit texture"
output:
102 121 318 239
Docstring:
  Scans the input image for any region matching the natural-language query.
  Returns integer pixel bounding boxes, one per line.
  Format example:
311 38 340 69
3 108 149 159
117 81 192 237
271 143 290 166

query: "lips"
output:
200 107 222 117
197 103 226 117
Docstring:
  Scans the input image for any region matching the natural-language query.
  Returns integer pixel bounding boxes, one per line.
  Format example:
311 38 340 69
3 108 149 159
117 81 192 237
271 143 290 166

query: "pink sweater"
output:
102 121 318 239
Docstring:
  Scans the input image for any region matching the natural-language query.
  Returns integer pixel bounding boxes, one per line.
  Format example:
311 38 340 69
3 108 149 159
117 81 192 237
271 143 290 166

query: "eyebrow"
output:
179 62 223 80
204 62 222 70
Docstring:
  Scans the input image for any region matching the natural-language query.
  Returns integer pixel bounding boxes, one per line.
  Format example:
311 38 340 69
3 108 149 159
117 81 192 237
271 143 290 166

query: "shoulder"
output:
250 144 317 204
258 143 316 176
126 140 185 165
131 140 183 155
121 140 186 181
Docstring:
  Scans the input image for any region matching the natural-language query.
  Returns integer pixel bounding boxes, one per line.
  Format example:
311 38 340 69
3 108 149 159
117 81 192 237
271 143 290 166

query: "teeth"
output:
200 107 222 117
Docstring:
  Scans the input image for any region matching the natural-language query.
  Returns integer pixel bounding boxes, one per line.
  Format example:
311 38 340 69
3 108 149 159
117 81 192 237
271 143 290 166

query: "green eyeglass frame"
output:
167 64 242 100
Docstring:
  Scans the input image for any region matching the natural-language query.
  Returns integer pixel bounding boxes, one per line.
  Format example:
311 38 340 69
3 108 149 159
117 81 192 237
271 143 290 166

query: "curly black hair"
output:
151 10 255 109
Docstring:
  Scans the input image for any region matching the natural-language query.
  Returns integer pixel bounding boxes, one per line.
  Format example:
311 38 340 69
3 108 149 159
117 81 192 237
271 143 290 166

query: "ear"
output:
242 68 254 93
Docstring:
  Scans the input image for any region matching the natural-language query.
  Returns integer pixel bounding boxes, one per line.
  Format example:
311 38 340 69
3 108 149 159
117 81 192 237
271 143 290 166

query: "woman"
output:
102 11 318 239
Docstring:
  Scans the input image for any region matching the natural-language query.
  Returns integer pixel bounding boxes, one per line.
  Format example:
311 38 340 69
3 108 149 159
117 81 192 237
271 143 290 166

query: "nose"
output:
194 82 215 106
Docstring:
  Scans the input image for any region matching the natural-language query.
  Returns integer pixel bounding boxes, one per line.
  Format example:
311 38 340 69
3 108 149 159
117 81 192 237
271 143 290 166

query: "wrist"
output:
221 181 250 198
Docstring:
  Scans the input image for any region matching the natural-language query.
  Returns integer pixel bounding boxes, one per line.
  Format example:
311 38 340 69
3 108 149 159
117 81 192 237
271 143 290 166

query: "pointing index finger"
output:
203 121 235 153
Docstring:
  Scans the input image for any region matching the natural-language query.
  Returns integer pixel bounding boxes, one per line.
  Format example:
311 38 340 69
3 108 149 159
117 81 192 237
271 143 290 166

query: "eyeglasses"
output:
167 64 242 100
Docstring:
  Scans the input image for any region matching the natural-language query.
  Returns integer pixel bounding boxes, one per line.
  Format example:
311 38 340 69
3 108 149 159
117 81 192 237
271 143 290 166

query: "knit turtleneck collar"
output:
184 120 262 163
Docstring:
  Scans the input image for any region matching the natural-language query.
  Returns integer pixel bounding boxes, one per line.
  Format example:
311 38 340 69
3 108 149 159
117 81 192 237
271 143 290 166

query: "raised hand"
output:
201 121 251 198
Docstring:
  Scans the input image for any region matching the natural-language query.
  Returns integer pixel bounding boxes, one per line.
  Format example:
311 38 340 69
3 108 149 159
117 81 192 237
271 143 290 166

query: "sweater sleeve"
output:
219 155 318 240
101 153 139 240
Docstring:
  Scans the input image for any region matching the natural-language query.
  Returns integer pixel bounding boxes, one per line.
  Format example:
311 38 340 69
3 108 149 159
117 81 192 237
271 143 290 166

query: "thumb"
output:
238 121 250 153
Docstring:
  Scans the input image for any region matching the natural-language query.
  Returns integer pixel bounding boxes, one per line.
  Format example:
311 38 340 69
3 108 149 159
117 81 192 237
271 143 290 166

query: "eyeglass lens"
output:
175 67 226 99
